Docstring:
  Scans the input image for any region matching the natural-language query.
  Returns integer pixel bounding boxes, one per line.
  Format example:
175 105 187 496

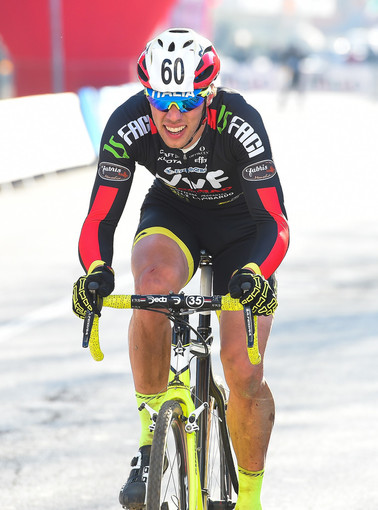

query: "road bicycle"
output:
82 250 260 510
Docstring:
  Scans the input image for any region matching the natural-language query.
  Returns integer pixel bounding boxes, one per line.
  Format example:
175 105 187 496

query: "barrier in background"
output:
0 92 96 185
78 82 142 154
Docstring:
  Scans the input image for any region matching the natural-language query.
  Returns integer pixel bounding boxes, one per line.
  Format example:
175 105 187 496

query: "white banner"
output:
0 92 96 184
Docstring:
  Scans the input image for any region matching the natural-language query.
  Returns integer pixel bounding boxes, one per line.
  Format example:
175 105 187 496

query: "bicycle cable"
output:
145 308 210 356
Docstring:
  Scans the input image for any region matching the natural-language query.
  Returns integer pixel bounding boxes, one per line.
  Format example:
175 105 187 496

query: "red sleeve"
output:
78 185 121 271
256 187 289 277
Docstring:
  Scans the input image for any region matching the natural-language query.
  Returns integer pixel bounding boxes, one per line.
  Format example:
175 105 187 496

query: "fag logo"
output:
242 160 277 181
229 116 265 159
118 115 151 146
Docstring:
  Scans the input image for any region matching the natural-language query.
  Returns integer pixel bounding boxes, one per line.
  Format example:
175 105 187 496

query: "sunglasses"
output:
145 87 210 113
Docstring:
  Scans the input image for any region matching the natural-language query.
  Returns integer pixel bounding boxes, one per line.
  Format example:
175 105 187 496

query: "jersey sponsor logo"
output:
228 116 265 159
118 115 151 146
217 105 233 134
158 168 228 190
103 136 130 159
242 160 276 181
164 166 207 175
170 186 235 203
189 146 209 162
157 148 208 165
98 162 131 181
157 149 182 164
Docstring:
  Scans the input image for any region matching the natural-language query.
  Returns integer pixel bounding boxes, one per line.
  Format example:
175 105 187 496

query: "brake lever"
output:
241 281 255 348
82 281 100 348
82 310 95 348
241 281 261 365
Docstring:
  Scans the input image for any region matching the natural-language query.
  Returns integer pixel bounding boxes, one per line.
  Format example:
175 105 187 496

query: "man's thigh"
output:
134 202 201 285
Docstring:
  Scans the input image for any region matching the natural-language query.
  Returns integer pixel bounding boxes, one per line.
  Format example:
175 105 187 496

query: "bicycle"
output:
82 250 261 510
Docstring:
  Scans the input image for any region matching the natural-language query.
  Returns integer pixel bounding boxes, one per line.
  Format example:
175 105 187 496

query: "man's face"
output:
149 102 206 149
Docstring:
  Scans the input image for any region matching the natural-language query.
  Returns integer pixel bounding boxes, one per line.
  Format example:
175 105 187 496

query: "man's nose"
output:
166 104 183 121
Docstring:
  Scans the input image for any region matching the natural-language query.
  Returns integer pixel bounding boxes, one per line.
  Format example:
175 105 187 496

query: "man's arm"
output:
228 159 288 315
78 119 136 270
78 178 130 271
240 162 289 278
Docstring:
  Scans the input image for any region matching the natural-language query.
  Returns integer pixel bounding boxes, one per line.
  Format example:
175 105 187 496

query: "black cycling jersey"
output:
79 87 289 279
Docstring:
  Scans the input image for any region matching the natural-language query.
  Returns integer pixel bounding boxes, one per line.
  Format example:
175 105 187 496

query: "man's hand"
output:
228 265 277 316
72 261 115 319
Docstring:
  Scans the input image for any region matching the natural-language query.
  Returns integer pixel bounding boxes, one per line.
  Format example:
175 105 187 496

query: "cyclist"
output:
73 28 289 510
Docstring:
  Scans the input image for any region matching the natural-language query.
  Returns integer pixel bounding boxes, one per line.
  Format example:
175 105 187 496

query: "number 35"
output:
161 58 185 85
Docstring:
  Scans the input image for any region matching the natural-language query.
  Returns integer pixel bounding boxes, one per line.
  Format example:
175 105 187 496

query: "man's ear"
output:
206 85 217 106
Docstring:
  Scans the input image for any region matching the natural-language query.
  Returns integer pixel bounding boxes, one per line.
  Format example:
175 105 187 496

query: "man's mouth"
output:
165 125 186 134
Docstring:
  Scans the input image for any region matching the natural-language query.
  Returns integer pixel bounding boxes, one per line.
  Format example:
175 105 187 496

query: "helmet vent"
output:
157 39 163 47
168 42 175 52
183 40 194 48
194 65 214 83
137 62 149 83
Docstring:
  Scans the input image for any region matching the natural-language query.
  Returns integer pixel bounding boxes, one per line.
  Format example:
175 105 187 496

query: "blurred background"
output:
1 0 378 99
1 2 378 510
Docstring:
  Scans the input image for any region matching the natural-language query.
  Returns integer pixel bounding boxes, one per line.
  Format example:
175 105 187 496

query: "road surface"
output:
1 91 377 509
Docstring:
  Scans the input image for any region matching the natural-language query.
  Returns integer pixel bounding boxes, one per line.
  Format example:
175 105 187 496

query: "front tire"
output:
147 400 190 510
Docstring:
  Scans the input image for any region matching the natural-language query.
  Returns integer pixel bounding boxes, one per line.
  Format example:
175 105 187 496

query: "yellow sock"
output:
135 392 166 447
235 466 264 510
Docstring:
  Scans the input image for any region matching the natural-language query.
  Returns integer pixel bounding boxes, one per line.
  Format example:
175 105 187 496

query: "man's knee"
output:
131 234 189 293
221 352 265 399
134 263 184 294
219 311 273 399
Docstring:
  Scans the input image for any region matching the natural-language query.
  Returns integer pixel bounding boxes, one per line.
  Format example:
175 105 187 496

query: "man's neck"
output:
181 135 202 153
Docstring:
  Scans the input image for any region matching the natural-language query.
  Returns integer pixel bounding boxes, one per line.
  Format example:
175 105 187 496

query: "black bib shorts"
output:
134 186 276 295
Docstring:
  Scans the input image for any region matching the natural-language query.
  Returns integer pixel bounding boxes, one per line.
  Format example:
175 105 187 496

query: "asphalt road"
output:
1 91 378 510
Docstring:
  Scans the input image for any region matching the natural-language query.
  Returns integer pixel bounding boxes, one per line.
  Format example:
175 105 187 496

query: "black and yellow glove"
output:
72 260 115 319
228 263 277 316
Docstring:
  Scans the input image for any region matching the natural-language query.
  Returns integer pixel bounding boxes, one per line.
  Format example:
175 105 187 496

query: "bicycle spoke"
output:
206 380 237 506
162 446 178 504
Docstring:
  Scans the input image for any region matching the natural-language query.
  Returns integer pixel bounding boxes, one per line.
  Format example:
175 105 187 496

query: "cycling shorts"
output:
134 187 276 296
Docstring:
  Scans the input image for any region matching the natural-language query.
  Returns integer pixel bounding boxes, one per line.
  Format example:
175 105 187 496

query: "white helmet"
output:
137 28 220 93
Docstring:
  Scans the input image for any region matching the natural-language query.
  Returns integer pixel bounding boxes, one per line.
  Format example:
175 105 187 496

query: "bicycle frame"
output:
150 252 216 509
164 320 203 510
149 251 235 509
196 252 218 505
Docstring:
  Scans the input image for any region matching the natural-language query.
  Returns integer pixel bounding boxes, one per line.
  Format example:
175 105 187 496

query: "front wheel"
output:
147 400 190 510
207 378 238 508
